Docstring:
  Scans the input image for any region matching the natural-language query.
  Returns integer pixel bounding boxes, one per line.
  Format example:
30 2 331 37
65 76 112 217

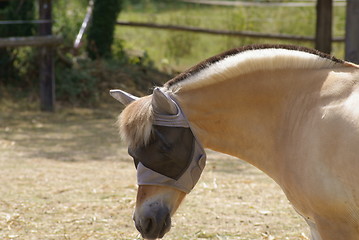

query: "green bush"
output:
86 0 123 59
55 61 99 106
53 0 88 47
0 0 35 37
0 0 36 86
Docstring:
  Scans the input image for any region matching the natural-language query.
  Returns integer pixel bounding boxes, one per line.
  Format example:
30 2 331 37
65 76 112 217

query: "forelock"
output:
117 96 153 148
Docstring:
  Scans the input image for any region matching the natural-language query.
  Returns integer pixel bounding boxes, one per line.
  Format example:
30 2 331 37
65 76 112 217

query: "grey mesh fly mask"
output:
110 88 206 193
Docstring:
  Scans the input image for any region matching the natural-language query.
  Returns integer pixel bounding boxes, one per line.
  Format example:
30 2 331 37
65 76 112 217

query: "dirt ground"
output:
0 104 309 240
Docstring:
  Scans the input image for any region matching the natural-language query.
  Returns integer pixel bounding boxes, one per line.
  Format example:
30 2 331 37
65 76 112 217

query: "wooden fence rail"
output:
116 20 345 43
0 20 53 25
0 35 62 48
181 0 346 7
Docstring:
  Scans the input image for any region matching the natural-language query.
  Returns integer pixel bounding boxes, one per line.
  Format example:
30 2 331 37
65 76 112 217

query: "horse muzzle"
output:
133 205 171 239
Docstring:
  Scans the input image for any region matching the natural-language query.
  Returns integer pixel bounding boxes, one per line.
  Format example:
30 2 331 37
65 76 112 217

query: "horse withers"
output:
110 45 359 240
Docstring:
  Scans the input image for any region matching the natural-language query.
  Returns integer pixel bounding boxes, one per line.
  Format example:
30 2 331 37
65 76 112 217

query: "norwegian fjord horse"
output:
110 45 359 240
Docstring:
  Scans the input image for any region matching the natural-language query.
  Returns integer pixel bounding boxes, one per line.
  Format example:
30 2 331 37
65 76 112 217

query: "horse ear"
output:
152 87 178 115
109 89 139 106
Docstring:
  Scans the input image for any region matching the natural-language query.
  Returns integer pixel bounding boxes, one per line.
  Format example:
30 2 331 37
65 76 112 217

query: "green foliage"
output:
0 0 35 37
51 0 168 106
117 0 346 71
0 0 348 108
86 0 123 59
164 15 199 63
0 0 36 86
56 61 99 106
52 0 88 47
54 53 167 106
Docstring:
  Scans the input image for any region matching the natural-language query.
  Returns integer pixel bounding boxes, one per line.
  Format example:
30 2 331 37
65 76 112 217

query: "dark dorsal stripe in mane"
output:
164 44 344 88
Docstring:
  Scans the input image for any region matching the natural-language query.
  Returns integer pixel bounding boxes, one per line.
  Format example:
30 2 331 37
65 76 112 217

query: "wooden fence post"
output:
315 0 332 54
39 0 55 111
345 0 359 64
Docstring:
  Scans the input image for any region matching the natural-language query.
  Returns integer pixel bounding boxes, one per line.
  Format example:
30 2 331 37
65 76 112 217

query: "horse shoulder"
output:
279 68 359 232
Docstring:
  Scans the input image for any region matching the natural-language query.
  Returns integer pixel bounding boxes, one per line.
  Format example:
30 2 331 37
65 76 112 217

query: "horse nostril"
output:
143 217 154 234
135 207 171 239
158 212 171 238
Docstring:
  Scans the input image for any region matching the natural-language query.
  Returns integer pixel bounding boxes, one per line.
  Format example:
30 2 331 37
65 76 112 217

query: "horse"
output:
110 44 359 240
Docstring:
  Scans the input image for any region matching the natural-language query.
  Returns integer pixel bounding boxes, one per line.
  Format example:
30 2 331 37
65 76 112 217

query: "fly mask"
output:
110 87 206 193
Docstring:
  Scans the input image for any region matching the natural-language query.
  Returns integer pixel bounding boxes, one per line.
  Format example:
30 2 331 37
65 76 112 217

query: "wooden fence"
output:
181 0 346 7
116 20 345 43
0 0 357 112
117 0 350 56
0 35 62 48
0 0 61 112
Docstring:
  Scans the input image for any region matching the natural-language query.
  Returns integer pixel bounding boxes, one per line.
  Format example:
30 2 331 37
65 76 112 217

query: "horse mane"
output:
119 45 347 147
164 44 346 92
118 95 153 148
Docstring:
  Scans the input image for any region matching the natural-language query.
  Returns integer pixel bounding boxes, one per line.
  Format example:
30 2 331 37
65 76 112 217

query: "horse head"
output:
110 88 206 239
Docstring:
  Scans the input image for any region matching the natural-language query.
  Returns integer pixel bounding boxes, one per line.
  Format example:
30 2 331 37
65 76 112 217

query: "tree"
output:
86 0 122 59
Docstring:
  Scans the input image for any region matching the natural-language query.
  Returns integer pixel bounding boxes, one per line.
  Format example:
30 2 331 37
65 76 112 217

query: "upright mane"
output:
164 44 346 92
119 45 347 148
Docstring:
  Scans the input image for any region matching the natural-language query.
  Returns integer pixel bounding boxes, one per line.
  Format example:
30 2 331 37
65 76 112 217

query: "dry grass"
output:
0 104 309 239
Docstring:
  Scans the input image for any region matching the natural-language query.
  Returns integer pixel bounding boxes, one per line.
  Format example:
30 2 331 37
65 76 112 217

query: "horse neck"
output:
174 68 331 178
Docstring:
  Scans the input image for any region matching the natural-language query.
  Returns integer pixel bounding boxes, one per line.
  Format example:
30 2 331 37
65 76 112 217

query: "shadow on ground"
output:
0 105 128 163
